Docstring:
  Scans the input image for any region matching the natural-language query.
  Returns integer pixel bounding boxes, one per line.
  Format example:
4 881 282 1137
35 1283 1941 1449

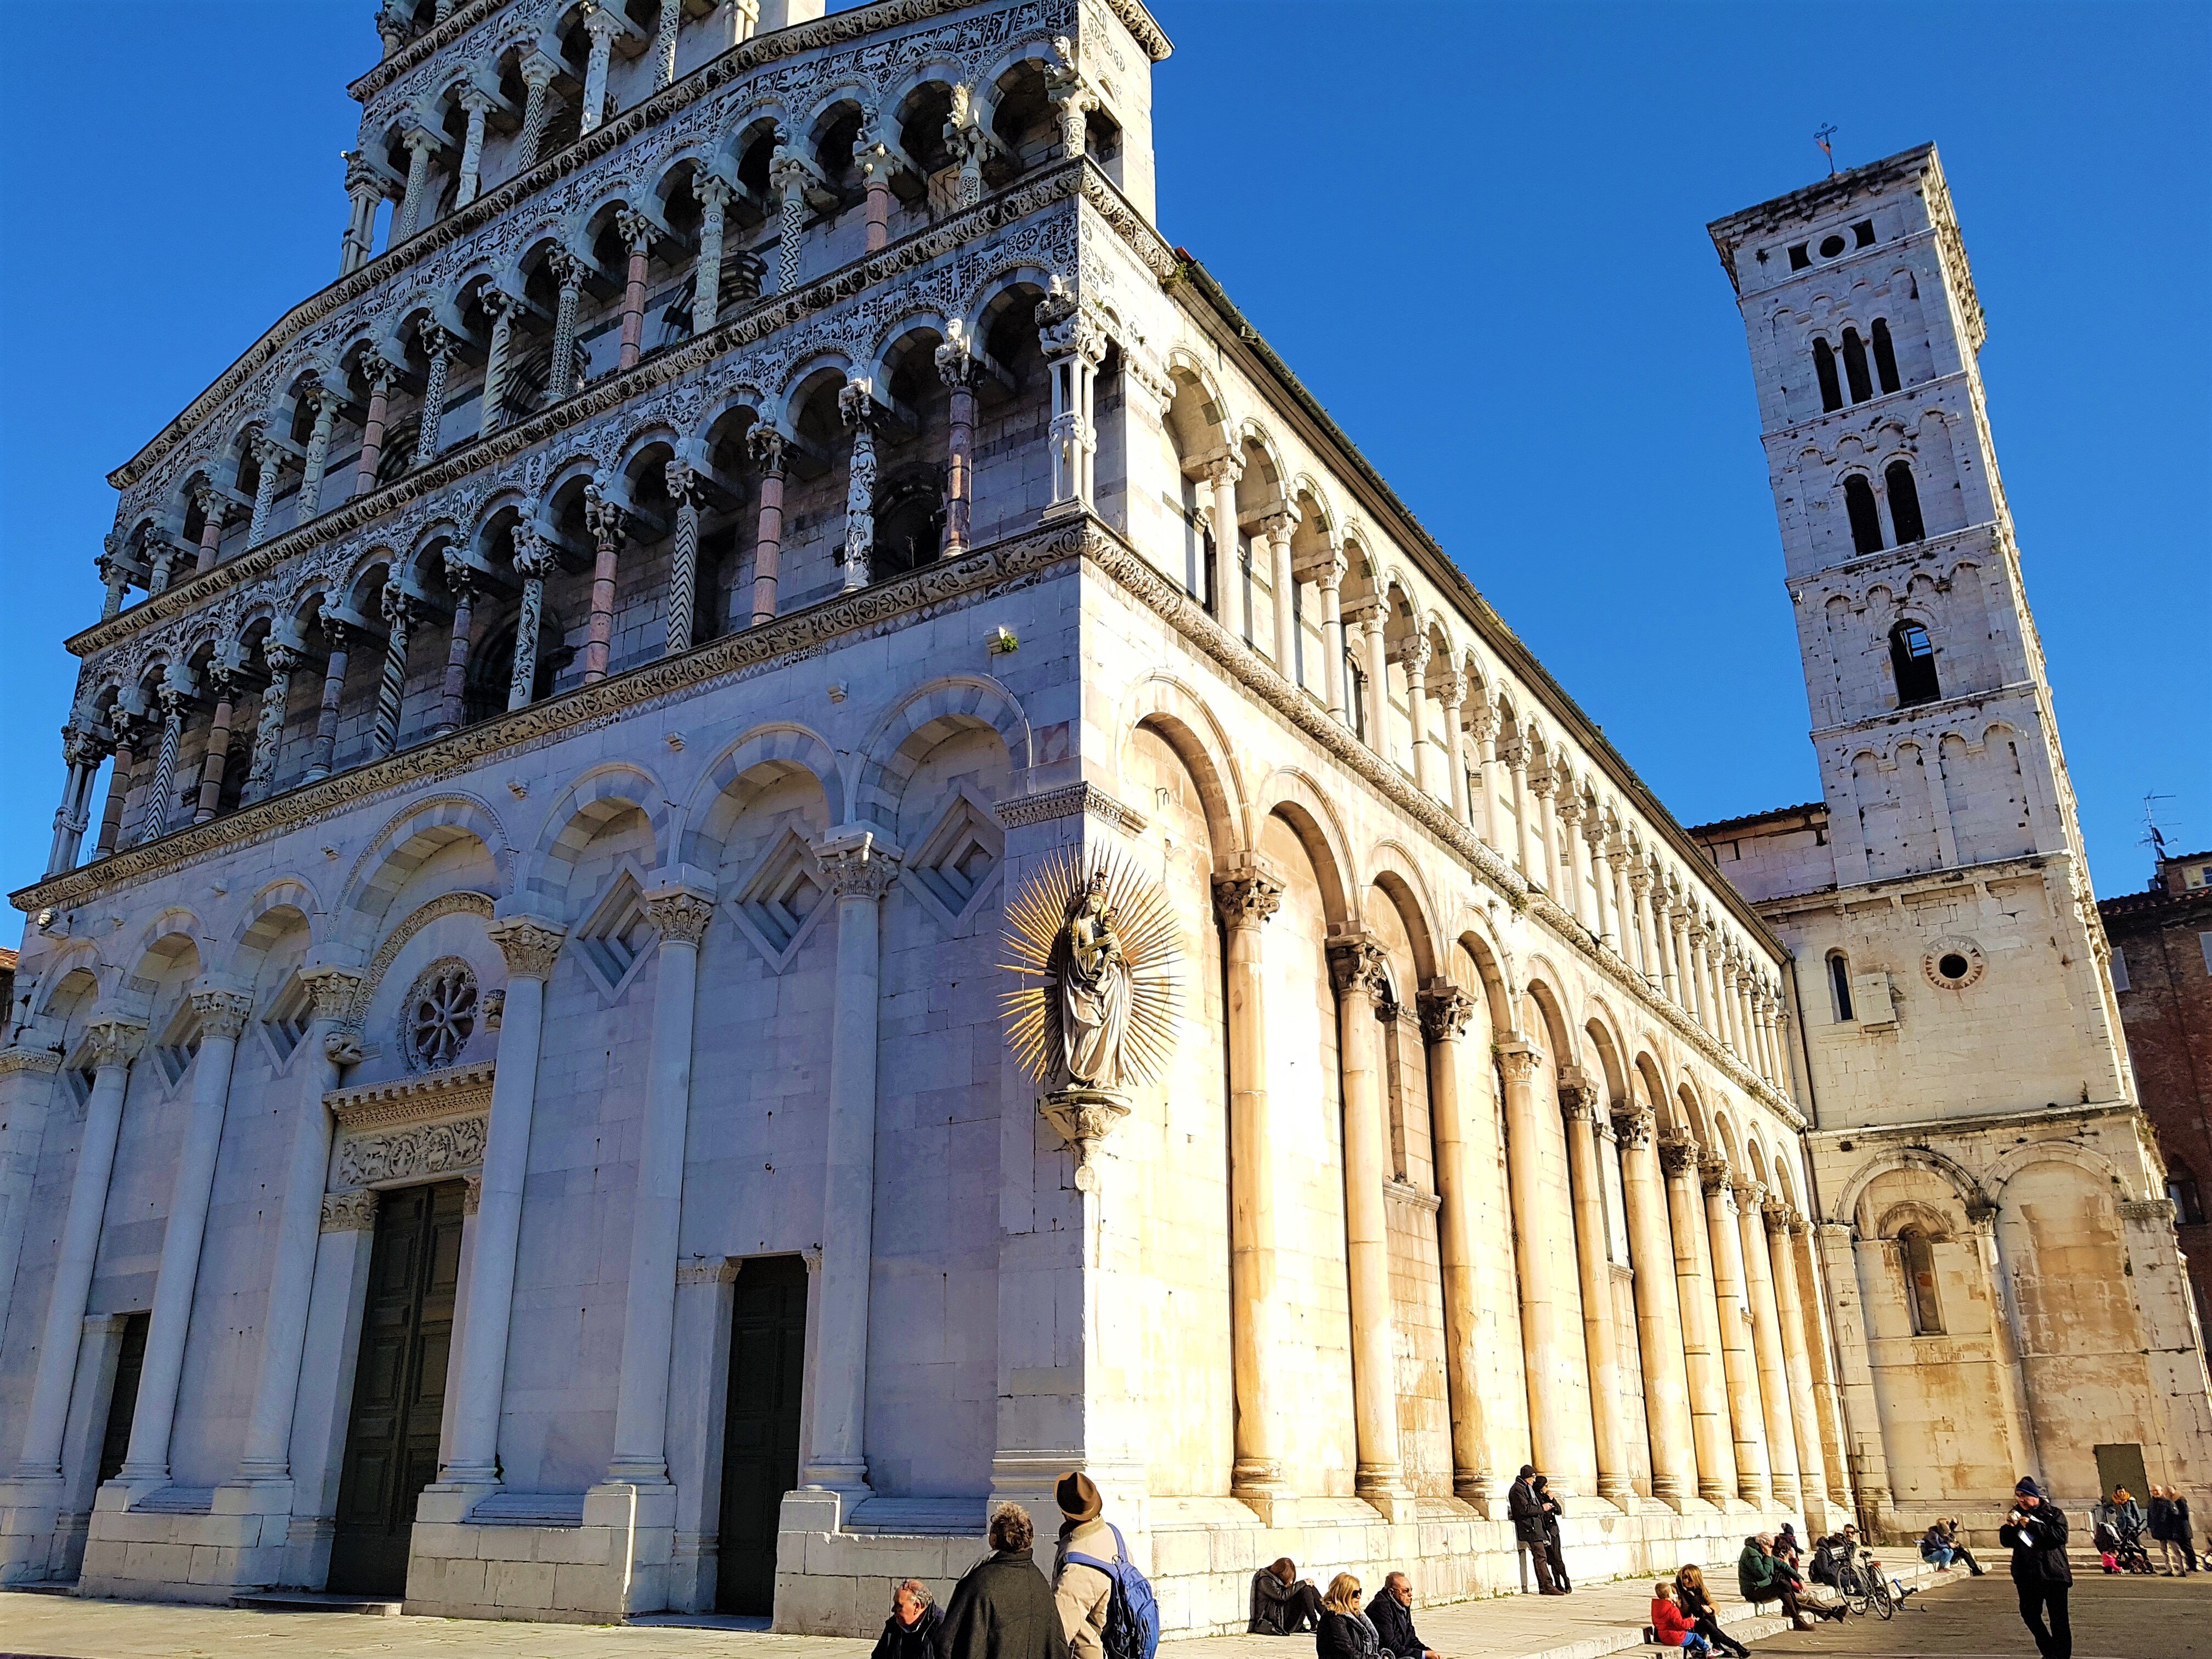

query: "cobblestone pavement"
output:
0 1565 1971 1659
1747 1566 2212 1659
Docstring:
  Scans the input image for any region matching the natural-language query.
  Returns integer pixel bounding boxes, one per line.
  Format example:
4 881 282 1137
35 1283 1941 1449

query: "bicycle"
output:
1835 1550 1897 1620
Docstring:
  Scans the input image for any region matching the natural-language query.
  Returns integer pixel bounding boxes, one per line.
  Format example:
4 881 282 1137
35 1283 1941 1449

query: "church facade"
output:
0 0 2199 1634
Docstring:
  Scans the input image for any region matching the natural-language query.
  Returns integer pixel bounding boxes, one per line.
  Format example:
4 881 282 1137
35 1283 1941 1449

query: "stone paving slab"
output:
0 1562 1965 1659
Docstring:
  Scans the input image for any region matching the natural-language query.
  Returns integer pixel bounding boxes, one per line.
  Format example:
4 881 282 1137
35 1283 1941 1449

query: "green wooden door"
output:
715 1255 808 1615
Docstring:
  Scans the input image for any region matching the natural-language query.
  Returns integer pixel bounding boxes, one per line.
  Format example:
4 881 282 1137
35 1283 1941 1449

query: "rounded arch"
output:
230 877 326 963
1449 921 1515 1043
1520 967 1577 1065
1364 840 1442 984
854 675 1031 836
524 763 671 907
1118 673 1245 859
679 723 844 867
1832 1143 1993 1228
340 791 511 943
1248 768 1355 927
1984 1137 2133 1203
1581 1012 1629 1105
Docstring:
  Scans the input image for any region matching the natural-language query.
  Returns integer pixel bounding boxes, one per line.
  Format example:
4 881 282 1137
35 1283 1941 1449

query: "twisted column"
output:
247 435 286 546
617 208 651 370
1420 978 1499 1506
354 368 393 496
455 86 494 206
394 126 438 241
93 715 140 859
192 665 237 823
1663 1134 1735 1502
747 427 786 624
546 248 584 401
1616 1107 1696 1504
416 319 455 463
137 683 187 845
935 322 978 556
297 381 339 520
837 382 877 592
436 554 479 736
242 642 301 803
1328 933 1408 1511
653 0 681 84
580 483 628 682
478 289 517 438
191 479 228 573
515 52 557 171
1215 867 1290 1518
663 459 703 655
508 526 555 710
1561 1073 1633 1502
371 582 418 758
691 176 732 334
307 612 355 781
769 145 820 294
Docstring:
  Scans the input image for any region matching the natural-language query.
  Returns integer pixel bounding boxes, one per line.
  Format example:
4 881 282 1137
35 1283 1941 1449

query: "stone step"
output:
234 1590 402 1617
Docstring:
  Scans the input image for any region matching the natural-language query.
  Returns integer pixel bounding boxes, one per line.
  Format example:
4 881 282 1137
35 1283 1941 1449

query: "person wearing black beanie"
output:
2001 1477 2072 1659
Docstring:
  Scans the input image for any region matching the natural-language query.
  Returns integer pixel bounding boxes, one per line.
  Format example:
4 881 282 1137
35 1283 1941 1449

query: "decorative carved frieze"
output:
320 1189 380 1233
676 1256 744 1287
326 1058 497 1133
335 1114 489 1189
992 781 1148 834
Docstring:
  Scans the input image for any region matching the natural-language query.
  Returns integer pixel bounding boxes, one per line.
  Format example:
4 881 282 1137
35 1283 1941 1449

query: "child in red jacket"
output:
1651 1583 1714 1655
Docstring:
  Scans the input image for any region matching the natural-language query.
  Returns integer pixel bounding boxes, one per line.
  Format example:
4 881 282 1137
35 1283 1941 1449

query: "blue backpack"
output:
1065 1522 1160 1659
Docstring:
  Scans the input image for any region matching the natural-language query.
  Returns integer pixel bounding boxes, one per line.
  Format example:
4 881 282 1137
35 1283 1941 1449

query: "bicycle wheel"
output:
1873 1582 1895 1620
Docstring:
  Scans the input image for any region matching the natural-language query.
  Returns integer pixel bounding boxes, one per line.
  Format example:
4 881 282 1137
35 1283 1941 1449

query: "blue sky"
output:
0 1 2204 908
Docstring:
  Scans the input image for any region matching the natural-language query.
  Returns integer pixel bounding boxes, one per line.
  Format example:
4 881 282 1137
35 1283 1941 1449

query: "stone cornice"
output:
1753 849 2061 919
327 1057 498 1131
347 0 504 102
77 162 1088 660
1805 1096 2140 1146
18 516 1088 916
993 782 1149 835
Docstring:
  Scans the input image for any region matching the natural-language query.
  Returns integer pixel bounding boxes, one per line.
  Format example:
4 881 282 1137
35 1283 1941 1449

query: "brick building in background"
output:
2103 851 2212 1326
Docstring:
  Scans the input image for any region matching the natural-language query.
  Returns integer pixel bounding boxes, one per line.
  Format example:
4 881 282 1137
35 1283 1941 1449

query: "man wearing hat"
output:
1053 1471 1115 1659
2000 1477 2072 1659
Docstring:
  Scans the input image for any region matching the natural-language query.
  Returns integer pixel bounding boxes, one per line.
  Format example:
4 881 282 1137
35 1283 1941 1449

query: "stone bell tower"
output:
1700 146 2212 1526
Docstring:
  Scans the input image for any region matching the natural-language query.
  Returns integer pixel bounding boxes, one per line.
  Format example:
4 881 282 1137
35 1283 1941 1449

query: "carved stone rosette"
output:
1039 1085 1131 1194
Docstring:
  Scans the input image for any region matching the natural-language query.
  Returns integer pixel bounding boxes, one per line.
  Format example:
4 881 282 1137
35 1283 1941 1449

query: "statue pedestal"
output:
1038 1087 1130 1190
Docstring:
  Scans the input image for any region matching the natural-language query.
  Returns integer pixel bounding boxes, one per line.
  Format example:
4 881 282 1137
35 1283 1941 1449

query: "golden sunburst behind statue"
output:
1000 847 1181 1090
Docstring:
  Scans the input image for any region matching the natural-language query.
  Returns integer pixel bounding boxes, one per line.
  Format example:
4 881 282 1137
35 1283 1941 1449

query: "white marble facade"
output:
0 0 2197 1637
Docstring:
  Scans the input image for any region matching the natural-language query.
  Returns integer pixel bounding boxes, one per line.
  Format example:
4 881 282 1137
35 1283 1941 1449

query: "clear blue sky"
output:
1 1 2204 911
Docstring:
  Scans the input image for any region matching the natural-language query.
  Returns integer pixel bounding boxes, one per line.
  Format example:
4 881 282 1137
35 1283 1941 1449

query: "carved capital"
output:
299 966 362 1022
416 316 453 359
489 915 567 980
1658 1132 1699 1178
1211 871 1283 932
189 988 253 1041
1417 978 1475 1043
320 1189 379 1233
935 319 979 388
1326 934 1391 1002
1611 1104 1656 1149
510 522 557 582
644 884 717 947
662 458 701 508
462 1173 482 1216
83 1017 148 1069
815 832 896 900
0 1045 64 1079
1557 1073 1602 1124
380 579 421 629
1496 1040 1542 1085
441 548 483 601
1697 1152 1733 1197
582 481 628 549
1761 1196 1791 1234
1395 636 1432 676
614 207 652 250
2118 1197 2175 1223
1964 1195 2001 1226
746 425 788 477
837 377 879 432
1730 1176 1765 1209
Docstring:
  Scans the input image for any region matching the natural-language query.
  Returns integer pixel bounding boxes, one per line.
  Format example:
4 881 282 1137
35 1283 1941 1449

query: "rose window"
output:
403 959 478 1072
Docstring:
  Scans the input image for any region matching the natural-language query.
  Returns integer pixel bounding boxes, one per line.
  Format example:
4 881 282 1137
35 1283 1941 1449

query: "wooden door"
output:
715 1255 808 1615
328 1181 465 1596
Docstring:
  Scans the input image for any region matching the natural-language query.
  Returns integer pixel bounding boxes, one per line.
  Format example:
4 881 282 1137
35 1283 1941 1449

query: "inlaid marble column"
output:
507 526 555 710
307 612 354 782
454 86 494 207
1615 1107 1696 1505
663 459 703 656
354 368 393 496
1328 934 1409 1515
192 665 238 823
580 483 628 682
616 210 652 370
1737 1186 1799 1509
12 1018 143 1481
232 967 359 1489
436 555 479 736
443 919 565 1486
116 988 251 1487
1703 1159 1770 1504
546 249 584 400
1215 866 1290 1519
692 176 732 334
1499 1039 1576 1482
297 381 340 520
246 435 287 546
242 642 302 803
578 4 623 134
837 382 877 592
478 290 518 438
935 322 978 556
652 0 681 83
1560 1071 1633 1503
769 145 824 295
1420 978 1497 1506
515 52 558 171
136 682 187 845
605 882 716 1485
93 716 140 859
800 831 896 1496
413 320 455 465
1204 454 1244 640
747 427 787 624
1764 1201 1827 1513
1661 1134 1735 1502
394 126 438 242
1260 509 1298 675
370 583 417 758
1313 544 1347 721
191 480 228 573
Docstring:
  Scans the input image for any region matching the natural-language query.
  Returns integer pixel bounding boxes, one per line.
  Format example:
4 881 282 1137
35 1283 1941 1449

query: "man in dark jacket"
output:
1365 1573 1438 1659
943 1505 1071 1659
1508 1466 1562 1594
2000 1477 2072 1659
875 1580 946 1659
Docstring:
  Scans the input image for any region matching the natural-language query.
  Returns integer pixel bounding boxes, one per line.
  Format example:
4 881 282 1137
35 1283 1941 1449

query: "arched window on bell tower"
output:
1841 327 1874 403
1889 620 1941 706
1899 1227 1944 1335
1885 461 1926 544
1844 475 1884 555
1827 950 1855 1022
1813 338 1842 413
1871 318 1901 393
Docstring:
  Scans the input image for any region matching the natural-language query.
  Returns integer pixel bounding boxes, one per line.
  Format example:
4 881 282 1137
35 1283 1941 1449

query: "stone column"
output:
1551 792 1586 927
1215 867 1290 1519
663 459 702 656
242 643 301 804
1584 819 1615 947
652 0 681 84
12 1019 144 1479
478 290 518 438
97 539 132 620
93 719 139 860
1766 1205 1828 1517
1616 1107 1696 1505
1815 1222 1894 1519
307 613 354 782
1526 766 1558 893
1420 979 1497 1506
515 52 557 171
507 526 555 710
946 93 988 207
1037 284 1101 510
394 126 438 242
1739 1189 1800 1510
1703 1159 1770 1504
747 427 786 624
115 989 251 1487
1327 934 1408 1515
1971 1200 2040 1480
1609 839 1637 967
370 583 417 759
856 132 895 253
1504 742 1532 878
46 727 103 874
455 87 494 206
191 480 228 573
580 482 628 682
0 1046 64 1347
340 153 380 274
616 210 651 371
1465 706 1498 848
246 435 286 546
443 918 566 1486
1669 906 1696 1018
1398 637 1435 794
1314 545 1347 721
354 368 393 496
769 146 822 295
546 249 584 401
1560 1073 1633 1503
416 320 455 464
691 176 732 334
297 382 339 519
136 683 187 846
1632 871 1663 992
800 831 896 1496
436 555 478 736
578 5 623 134
1204 455 1244 640
836 382 877 592
192 665 237 823
605 883 716 1485
1662 1135 1735 1503
1790 1221 1851 1513
1360 612 1390 753
1499 1040 1575 1482
935 323 978 557
1437 673 1469 823
1260 509 1298 675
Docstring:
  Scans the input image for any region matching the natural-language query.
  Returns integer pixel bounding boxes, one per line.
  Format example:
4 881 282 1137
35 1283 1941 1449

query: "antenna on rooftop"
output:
1814 124 1839 177
2143 792 2176 864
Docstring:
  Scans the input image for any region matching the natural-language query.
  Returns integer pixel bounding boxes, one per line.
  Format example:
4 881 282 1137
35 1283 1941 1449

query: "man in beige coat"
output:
1052 1471 1114 1659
